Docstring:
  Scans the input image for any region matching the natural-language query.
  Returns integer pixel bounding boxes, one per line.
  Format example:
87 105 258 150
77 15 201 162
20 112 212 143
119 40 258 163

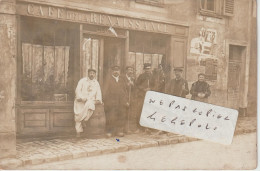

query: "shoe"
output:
106 133 112 138
133 129 140 134
76 132 81 138
124 130 132 134
154 130 165 135
117 132 124 137
82 121 87 128
144 129 152 135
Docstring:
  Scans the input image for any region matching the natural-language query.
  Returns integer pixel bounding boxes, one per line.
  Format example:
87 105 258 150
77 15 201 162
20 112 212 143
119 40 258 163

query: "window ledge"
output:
135 0 165 8
199 10 223 19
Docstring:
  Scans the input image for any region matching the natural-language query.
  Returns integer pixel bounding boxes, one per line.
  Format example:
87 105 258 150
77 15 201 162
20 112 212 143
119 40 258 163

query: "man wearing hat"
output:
190 73 211 102
135 63 156 132
122 66 137 133
74 69 102 138
103 66 129 137
167 67 189 98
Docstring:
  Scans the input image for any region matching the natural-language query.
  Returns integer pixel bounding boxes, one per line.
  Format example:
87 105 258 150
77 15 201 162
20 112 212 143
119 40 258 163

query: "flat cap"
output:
198 73 206 77
173 67 184 71
111 65 120 71
88 68 96 73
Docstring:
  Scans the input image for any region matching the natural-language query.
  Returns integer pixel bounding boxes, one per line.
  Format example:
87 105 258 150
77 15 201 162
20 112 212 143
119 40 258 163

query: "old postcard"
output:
0 0 257 170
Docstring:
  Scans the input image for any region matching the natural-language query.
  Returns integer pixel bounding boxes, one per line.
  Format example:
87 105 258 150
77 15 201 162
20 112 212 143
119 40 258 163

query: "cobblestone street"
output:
0 116 257 169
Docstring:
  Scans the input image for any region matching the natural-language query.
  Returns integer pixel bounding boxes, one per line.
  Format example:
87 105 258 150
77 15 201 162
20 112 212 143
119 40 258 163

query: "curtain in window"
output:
144 54 152 64
43 46 55 82
128 52 164 78
92 39 99 77
22 43 70 101
127 52 136 68
22 43 32 78
32 45 43 84
82 38 91 77
135 53 144 78
151 54 159 69
82 38 99 78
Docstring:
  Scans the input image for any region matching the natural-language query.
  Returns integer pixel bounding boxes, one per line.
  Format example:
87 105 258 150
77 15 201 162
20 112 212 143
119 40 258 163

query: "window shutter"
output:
223 0 234 16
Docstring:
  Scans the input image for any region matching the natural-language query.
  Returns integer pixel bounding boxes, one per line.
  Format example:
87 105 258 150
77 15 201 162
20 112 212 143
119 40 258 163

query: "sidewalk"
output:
0 116 257 169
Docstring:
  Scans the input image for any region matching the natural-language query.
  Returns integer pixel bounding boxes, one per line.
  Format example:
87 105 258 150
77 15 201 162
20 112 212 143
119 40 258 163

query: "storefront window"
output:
20 17 77 101
129 31 167 78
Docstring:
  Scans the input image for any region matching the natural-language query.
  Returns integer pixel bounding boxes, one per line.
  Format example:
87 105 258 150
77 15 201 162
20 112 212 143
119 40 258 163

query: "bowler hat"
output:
143 63 151 69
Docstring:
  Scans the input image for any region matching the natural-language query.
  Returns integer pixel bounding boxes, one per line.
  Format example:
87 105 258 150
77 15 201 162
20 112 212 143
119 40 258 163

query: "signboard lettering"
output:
16 3 180 34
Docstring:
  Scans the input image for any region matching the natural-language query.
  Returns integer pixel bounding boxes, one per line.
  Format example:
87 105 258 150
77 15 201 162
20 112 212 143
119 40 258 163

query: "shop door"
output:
103 37 125 84
227 45 244 109
227 61 241 108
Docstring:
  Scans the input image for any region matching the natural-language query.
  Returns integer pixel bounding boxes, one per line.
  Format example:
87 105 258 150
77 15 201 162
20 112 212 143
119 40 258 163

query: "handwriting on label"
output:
139 91 238 145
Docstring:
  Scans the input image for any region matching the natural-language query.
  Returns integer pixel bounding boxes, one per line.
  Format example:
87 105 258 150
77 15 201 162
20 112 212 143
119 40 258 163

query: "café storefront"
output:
15 1 189 137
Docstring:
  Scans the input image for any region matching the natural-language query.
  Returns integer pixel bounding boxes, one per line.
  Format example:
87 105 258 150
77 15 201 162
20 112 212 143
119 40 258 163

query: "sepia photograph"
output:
0 0 258 170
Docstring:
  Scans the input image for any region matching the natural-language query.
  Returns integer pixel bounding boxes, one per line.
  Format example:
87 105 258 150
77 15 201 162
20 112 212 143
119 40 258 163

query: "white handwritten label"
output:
140 91 238 145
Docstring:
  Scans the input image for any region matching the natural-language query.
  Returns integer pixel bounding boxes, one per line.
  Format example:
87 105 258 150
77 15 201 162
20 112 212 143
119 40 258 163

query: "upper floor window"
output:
198 0 234 17
200 0 215 12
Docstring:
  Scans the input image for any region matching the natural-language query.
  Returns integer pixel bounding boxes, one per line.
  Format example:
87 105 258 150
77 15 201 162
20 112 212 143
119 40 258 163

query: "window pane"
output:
21 18 76 101
207 0 215 11
201 0 206 9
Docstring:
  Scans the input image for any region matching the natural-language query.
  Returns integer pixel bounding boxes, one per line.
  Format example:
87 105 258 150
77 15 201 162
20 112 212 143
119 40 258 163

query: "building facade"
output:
0 0 257 159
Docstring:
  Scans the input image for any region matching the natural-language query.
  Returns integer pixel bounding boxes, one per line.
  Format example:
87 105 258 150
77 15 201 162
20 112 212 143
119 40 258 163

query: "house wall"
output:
167 0 254 110
0 0 256 159
0 0 17 159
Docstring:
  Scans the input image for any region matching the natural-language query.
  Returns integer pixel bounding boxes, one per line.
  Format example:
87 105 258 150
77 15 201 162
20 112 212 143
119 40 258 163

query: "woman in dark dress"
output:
190 73 211 103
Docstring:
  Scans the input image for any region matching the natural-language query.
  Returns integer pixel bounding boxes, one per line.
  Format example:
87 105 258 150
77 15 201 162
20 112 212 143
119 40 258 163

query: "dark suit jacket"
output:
167 77 189 98
103 75 128 108
136 72 156 99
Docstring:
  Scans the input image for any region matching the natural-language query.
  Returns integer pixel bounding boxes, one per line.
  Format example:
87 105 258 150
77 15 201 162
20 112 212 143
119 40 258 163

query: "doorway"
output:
82 33 126 90
227 45 245 109
103 37 125 85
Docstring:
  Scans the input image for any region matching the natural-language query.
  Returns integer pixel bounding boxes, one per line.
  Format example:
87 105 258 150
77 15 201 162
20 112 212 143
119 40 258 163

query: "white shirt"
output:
112 75 119 82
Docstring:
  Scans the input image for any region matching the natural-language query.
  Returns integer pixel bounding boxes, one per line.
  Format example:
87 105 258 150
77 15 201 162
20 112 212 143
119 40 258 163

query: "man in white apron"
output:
74 69 102 138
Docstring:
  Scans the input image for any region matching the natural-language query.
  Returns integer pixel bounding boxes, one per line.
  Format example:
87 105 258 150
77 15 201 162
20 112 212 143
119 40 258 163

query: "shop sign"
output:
16 2 187 35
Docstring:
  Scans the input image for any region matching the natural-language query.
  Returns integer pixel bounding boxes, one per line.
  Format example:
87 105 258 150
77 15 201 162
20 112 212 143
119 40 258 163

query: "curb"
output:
0 128 256 169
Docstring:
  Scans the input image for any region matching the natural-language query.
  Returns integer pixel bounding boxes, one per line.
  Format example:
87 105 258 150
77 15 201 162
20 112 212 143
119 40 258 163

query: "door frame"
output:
79 24 128 89
225 39 249 109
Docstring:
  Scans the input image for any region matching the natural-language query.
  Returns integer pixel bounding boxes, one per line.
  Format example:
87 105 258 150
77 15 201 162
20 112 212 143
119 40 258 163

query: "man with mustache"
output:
74 69 102 138
103 66 129 137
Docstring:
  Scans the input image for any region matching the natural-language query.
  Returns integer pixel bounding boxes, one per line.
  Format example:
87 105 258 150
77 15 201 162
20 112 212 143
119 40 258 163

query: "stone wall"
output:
0 0 17 159
247 0 257 116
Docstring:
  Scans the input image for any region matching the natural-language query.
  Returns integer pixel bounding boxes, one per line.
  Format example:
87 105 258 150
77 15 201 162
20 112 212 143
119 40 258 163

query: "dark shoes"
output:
117 132 124 137
106 133 112 138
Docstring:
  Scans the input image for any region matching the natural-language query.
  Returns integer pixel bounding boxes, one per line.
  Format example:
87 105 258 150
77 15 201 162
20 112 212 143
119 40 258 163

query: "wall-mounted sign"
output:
16 2 188 36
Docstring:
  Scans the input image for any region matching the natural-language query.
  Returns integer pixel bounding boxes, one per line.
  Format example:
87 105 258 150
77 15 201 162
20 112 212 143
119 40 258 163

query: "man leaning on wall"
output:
74 69 102 138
